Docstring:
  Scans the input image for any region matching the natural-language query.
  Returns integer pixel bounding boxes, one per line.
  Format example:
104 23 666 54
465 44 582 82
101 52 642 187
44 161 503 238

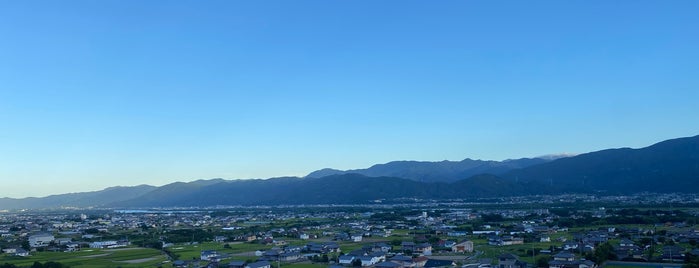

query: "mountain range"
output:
1 135 698 209
305 157 552 183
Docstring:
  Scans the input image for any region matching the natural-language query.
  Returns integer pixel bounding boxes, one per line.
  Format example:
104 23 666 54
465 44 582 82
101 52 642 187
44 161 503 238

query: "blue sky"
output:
1 1 698 198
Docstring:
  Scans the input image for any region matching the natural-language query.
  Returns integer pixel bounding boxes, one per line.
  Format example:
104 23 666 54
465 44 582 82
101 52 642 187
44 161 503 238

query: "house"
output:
413 256 429 267
326 242 341 253
246 261 271 268
447 231 468 237
372 230 390 237
28 233 54 248
359 255 380 266
372 242 392 252
370 252 387 263
389 255 414 267
463 259 492 268
338 255 356 265
661 245 685 261
6 248 29 257
548 253 596 268
305 242 340 254
498 253 527 268
228 260 246 268
335 233 350 241
2 248 18 254
563 242 579 250
65 242 80 252
55 237 72 245
173 260 188 267
424 259 456 267
416 243 433 255
533 226 551 233
260 249 281 261
306 242 325 253
501 236 524 246
619 239 634 247
438 240 456 248
15 248 30 257
299 233 310 240
577 260 597 268
89 240 129 249
553 251 575 262
201 250 221 261
402 241 416 252
452 240 474 253
348 249 367 259
375 261 402 268
351 233 363 242
280 251 303 261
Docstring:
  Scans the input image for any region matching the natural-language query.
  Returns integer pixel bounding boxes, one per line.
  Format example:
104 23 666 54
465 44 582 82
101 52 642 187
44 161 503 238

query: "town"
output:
1 193 699 268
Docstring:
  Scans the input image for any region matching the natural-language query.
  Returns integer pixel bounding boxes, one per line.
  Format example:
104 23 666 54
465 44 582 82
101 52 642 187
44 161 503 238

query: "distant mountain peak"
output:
535 153 577 160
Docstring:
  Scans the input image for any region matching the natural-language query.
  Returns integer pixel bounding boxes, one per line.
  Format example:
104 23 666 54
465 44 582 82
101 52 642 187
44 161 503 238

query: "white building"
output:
452 240 474 253
28 233 55 248
89 240 128 249
201 250 220 261
351 234 363 242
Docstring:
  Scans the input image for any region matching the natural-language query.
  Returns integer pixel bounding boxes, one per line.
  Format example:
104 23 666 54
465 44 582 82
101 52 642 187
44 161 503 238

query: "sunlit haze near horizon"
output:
1 1 698 198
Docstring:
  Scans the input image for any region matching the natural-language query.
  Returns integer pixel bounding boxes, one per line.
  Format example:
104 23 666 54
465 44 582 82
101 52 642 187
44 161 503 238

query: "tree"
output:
592 242 617 263
428 236 439 244
536 256 551 268
352 259 362 267
43 262 67 268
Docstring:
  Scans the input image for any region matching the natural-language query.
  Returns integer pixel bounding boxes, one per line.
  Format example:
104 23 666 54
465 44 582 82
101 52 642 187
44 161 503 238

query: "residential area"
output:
1 193 699 268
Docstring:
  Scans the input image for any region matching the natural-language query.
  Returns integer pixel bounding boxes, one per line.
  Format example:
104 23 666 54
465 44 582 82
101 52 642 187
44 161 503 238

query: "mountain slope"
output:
112 175 434 207
0 185 157 209
306 158 550 182
503 135 699 193
110 173 543 208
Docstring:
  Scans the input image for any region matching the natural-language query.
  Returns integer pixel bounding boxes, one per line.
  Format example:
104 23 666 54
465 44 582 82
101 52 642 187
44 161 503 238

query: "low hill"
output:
0 185 157 209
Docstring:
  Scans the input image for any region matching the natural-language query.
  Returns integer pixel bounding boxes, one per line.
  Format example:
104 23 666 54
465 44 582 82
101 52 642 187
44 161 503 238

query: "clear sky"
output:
1 1 698 198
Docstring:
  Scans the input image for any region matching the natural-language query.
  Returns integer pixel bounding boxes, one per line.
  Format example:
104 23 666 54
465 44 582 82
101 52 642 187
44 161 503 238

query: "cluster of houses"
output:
2 195 699 268
173 258 273 268
0 231 128 257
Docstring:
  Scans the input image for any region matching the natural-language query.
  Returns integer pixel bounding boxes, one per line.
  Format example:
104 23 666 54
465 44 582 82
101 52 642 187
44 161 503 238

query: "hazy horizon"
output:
0 138 682 199
3 150 576 199
1 1 698 198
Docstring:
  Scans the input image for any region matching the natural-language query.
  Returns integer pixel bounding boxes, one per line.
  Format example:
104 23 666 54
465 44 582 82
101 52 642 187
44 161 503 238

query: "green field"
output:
0 248 167 268
166 241 268 262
